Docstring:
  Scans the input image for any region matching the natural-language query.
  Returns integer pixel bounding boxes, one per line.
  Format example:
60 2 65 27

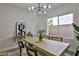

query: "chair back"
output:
25 43 38 56
51 36 63 42
18 41 24 48
43 35 50 39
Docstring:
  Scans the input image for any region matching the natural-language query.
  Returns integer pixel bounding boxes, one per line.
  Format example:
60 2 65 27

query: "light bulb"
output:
43 5 46 9
32 6 34 10
28 7 31 10
48 5 50 8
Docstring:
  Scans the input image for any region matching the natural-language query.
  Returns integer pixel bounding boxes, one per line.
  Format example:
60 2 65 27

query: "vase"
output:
39 34 43 41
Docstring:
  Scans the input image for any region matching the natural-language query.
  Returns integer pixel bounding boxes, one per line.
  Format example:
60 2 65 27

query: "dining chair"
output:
25 43 38 56
43 35 50 39
51 36 63 42
25 37 46 56
18 40 24 56
75 46 79 56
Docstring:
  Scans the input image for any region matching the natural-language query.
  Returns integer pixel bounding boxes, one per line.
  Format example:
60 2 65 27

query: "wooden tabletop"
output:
23 36 69 56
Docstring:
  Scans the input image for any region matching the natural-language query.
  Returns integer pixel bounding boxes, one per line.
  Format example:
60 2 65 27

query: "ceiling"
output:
6 3 64 13
8 3 63 9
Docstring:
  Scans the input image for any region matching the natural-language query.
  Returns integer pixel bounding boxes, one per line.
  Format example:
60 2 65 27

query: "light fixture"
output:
28 3 51 14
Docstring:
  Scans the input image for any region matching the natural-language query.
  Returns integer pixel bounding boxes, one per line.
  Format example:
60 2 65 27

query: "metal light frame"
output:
28 3 51 14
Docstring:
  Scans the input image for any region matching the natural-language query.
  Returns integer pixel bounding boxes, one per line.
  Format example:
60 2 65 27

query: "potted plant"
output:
72 23 79 41
37 30 45 41
72 23 79 55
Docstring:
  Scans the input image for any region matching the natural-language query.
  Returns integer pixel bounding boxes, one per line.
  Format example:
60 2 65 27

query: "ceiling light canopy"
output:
28 3 51 14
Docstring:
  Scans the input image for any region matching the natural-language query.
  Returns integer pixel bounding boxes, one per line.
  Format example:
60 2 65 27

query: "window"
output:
59 14 73 25
47 17 59 36
47 13 74 39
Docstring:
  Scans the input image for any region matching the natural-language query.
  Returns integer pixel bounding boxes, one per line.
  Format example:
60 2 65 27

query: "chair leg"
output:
75 51 79 56
20 48 22 56
35 51 38 56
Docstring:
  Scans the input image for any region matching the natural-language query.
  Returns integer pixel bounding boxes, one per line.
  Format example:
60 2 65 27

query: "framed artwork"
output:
16 22 26 38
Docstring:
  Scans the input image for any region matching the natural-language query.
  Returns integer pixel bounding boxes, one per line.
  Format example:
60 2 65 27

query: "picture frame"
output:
16 22 26 38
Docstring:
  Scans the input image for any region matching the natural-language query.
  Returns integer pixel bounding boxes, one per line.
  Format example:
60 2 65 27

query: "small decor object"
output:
39 34 43 41
38 30 45 41
16 22 26 38
27 31 33 37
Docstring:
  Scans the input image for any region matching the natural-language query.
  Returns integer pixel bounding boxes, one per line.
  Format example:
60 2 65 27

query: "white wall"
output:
0 4 42 50
42 3 79 52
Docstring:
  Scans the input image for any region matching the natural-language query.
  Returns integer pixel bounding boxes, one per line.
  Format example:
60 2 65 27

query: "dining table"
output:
23 36 70 56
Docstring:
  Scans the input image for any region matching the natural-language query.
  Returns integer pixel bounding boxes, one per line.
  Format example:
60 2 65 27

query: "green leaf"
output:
38 30 45 35
74 31 79 36
73 23 79 42
72 23 79 32
48 18 53 26
76 36 79 41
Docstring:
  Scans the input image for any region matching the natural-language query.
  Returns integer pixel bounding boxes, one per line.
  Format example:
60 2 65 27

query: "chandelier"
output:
28 3 51 14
